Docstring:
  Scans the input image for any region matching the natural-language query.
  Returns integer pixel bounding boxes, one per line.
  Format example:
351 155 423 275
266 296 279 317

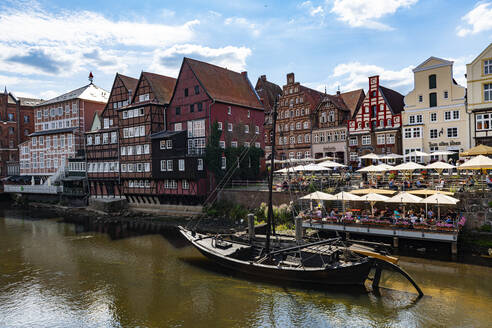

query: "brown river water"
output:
0 207 491 328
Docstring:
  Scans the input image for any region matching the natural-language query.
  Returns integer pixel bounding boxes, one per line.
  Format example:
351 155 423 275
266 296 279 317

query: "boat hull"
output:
180 228 373 286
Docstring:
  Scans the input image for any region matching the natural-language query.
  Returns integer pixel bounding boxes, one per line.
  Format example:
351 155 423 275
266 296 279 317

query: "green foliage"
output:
478 223 492 232
203 199 249 222
205 121 224 180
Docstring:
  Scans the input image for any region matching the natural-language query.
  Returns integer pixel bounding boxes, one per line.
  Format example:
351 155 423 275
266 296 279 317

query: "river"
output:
0 207 491 328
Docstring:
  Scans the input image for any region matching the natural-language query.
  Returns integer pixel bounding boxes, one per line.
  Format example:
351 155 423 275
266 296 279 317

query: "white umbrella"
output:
318 160 346 168
406 150 431 157
431 150 455 156
359 153 380 160
394 162 426 171
357 165 379 172
458 155 492 170
274 167 296 174
361 193 390 216
334 191 362 215
300 191 337 201
421 193 459 219
426 162 455 170
294 164 331 171
379 153 403 160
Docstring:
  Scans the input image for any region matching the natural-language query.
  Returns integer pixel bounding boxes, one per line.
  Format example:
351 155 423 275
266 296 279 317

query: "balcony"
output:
187 148 206 156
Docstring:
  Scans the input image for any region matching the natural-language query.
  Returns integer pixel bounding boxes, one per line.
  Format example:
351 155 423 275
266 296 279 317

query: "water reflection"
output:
0 210 491 328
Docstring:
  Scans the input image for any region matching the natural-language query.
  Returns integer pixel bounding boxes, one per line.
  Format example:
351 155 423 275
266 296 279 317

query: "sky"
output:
1 0 491 100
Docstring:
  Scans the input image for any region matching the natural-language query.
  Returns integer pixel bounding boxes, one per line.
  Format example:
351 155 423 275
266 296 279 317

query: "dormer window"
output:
139 93 150 102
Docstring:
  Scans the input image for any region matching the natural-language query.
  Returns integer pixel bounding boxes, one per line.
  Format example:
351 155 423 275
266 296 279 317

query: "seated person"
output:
393 209 401 220
415 180 422 188
487 175 492 188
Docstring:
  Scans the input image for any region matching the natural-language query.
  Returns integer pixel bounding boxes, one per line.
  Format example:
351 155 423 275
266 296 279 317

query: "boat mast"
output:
266 98 278 254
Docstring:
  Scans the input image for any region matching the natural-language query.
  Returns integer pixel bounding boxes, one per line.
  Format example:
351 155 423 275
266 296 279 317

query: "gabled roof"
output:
118 73 138 93
339 89 365 117
379 86 404 115
255 75 282 112
185 57 264 110
468 43 492 66
300 85 324 108
39 84 109 106
413 56 453 73
140 72 176 104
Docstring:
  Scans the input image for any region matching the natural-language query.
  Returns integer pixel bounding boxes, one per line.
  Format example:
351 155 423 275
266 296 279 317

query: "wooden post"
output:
393 236 399 248
248 213 255 241
451 241 458 255
295 216 303 243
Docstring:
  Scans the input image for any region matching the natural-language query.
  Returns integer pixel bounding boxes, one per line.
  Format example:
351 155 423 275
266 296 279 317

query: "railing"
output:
4 185 63 194
223 180 269 191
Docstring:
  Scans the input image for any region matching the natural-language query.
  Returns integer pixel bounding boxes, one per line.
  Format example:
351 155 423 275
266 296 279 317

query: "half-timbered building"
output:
311 89 364 163
165 57 265 203
20 81 108 178
85 73 138 197
118 72 176 203
347 76 404 164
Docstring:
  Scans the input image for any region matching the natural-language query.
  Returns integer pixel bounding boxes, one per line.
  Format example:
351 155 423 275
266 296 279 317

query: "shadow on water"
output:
179 255 423 308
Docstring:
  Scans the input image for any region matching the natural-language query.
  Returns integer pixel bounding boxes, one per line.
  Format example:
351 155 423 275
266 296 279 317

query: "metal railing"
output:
223 180 269 190
4 185 63 194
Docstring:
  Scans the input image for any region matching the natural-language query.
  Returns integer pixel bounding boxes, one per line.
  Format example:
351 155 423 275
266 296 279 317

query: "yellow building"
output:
403 57 468 162
466 43 492 146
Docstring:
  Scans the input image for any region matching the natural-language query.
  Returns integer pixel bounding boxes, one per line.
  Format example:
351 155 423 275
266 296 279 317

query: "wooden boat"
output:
179 227 374 286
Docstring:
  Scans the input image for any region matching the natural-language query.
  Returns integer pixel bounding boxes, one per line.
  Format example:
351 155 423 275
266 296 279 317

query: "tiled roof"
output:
118 73 138 94
39 84 109 106
142 72 176 104
339 89 365 117
300 85 324 108
379 86 404 114
18 97 43 106
185 57 264 110
255 75 282 112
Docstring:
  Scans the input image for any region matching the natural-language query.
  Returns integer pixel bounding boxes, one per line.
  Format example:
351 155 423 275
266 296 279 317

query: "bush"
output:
203 199 249 222
478 223 492 232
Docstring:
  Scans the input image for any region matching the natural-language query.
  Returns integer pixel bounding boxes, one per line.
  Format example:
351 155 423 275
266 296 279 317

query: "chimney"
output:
287 73 295 85
260 75 266 81
241 71 248 78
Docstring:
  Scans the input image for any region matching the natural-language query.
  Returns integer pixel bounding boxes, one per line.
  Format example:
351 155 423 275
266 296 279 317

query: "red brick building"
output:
255 75 282 160
276 73 323 161
86 73 138 197
164 57 265 201
0 89 41 177
20 82 108 177
347 75 404 164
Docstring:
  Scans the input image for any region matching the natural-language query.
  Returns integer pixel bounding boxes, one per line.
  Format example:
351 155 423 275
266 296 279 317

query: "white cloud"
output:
151 44 252 76
457 2 492 37
330 0 418 30
330 61 414 92
224 17 261 37
300 1 325 17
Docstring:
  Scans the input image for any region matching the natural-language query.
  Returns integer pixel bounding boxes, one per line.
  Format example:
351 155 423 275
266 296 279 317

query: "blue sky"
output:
1 0 491 100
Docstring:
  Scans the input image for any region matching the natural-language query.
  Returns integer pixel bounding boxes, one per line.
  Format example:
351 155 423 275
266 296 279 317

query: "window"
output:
255 142 260 148
244 125 249 133
8 127 14 135
174 123 182 131
197 103 203 112
178 159 185 171
429 92 437 107
221 157 226 170
430 112 437 122
297 135 302 143
404 127 422 138
485 83 492 102
136 145 142 155
227 106 231 115
184 88 188 97
160 160 166 171
255 125 259 134
349 137 357 146
305 134 310 143
87 136 93 146
144 144 150 154
217 122 223 130
430 129 438 139
175 107 181 115
386 134 395 144
219 141 225 149
303 121 309 129
362 135 371 145
165 139 172 149
350 152 358 161
37 111 41 119
139 93 150 102
244 142 250 147
429 74 436 89
111 132 117 143
418 95 423 102
476 113 492 130
485 59 492 75
198 158 203 171
231 141 238 148
194 85 200 94
371 105 377 117
167 160 173 171
182 180 189 190
290 136 295 144
190 104 194 113
445 110 459 121
377 134 385 145
103 118 109 129
447 127 458 138
444 91 448 99
102 133 109 144
228 123 233 132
